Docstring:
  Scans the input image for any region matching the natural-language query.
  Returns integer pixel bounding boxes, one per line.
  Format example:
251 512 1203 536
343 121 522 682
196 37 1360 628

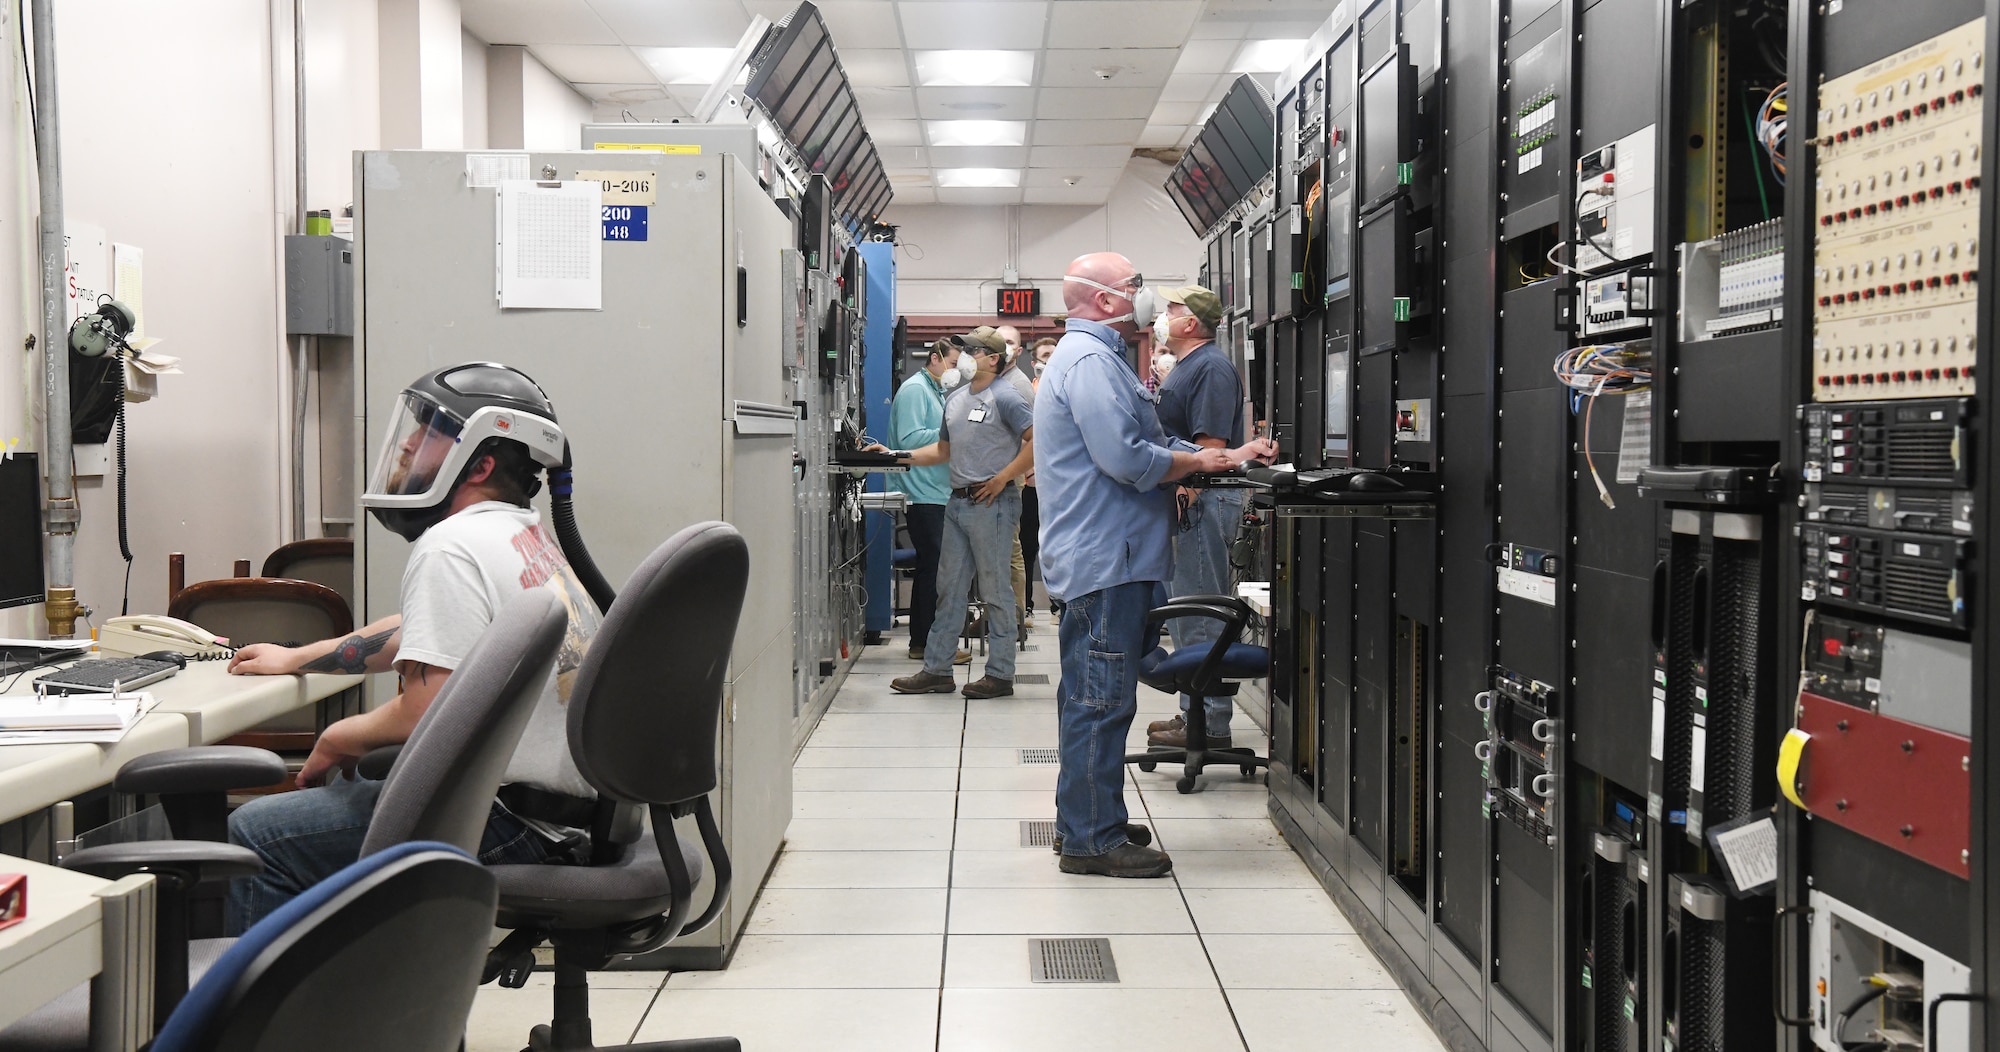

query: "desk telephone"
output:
96 615 233 660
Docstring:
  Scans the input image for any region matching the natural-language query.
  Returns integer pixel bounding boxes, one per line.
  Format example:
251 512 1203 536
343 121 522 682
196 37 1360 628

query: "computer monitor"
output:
1358 44 1416 213
1325 187 1354 300
1324 341 1352 463
1219 224 1237 308
1232 224 1251 314
1249 219 1271 327
0 453 43 609
1356 203 1407 353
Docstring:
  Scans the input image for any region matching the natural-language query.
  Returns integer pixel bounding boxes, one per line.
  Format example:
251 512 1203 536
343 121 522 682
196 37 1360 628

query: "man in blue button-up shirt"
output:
1036 251 1273 878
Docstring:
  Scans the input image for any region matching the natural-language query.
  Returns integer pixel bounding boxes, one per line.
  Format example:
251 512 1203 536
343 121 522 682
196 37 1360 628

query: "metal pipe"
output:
289 0 308 539
31 0 79 637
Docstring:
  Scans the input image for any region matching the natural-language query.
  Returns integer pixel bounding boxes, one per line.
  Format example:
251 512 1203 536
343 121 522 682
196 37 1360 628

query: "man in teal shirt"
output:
889 338 971 661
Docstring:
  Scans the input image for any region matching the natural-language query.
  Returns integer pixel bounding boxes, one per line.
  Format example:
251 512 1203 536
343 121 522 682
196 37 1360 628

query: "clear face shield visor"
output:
363 393 468 505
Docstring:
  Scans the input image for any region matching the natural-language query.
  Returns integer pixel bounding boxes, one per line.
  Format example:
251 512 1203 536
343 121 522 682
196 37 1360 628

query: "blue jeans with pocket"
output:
923 489 1022 680
225 774 555 934
1169 487 1246 736
1055 581 1155 857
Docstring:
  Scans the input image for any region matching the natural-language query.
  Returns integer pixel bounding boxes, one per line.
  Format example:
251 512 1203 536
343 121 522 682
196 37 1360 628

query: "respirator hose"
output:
548 469 618 615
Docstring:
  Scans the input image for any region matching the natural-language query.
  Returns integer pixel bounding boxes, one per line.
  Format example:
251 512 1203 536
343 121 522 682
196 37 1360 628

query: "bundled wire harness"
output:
1552 342 1653 509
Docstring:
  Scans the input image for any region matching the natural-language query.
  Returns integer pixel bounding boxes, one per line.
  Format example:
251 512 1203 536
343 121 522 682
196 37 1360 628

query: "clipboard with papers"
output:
0 691 157 745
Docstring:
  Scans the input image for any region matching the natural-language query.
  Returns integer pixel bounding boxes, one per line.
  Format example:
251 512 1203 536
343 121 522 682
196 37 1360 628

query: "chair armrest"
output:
357 744 403 780
113 746 288 796
62 841 264 887
1145 597 1253 695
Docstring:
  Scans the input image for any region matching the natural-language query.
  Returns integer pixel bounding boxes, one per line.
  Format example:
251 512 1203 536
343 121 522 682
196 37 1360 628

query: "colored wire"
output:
1757 82 1789 183
1552 342 1652 509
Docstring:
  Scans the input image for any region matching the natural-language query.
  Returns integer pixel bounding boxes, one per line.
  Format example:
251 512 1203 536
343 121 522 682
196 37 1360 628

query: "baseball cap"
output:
961 326 1009 357
1159 285 1223 328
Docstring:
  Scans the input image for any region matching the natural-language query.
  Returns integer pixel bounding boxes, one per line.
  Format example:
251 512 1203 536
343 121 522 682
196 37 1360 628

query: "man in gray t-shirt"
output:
879 327 1035 699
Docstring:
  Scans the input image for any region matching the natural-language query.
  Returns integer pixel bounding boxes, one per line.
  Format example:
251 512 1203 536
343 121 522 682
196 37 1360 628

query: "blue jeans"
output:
1055 581 1155 857
1170 488 1246 735
924 490 1022 680
225 775 555 934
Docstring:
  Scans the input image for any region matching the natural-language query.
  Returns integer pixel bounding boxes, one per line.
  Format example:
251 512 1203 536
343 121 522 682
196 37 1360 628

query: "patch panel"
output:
1813 20 1986 156
1811 300 1977 400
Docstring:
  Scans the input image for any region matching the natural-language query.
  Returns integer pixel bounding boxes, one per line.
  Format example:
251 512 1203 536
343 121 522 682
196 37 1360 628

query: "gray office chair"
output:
481 522 746 1052
0 589 568 1049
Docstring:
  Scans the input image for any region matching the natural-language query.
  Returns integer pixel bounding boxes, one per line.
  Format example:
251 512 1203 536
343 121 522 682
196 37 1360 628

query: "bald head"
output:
996 324 1022 351
1062 252 1139 321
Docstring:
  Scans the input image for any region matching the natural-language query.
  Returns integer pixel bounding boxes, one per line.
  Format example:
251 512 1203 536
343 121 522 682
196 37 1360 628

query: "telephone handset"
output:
97 615 233 660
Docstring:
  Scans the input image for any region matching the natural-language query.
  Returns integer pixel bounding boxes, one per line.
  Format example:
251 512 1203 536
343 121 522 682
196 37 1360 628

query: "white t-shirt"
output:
397 501 602 809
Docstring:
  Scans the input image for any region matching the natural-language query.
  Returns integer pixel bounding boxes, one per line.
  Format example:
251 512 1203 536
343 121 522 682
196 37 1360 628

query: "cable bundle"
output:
1552 342 1653 509
1757 82 1788 184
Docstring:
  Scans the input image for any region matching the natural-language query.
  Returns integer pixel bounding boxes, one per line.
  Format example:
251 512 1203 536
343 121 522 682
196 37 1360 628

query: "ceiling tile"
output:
1187 17 1252 40
741 0 906 45
841 48 912 87
854 86 921 120
664 84 713 107
916 86 1038 120
935 186 1027 205
1147 100 1210 125
1045 1 1200 48
1023 166 1123 187
927 144 1031 167
887 167 933 184
1028 118 1145 145
897 1 1050 50
1135 123 1188 147
870 118 925 146
587 0 752 47
1246 19 1328 37
877 145 930 167
1024 186 1113 204
1039 48 1178 89
464 0 620 44
528 44 655 83
591 98 691 122
1035 86 1159 120
1173 39 1238 75
1159 73 1219 102
1029 144 1131 167
892 185 938 205
572 82 671 104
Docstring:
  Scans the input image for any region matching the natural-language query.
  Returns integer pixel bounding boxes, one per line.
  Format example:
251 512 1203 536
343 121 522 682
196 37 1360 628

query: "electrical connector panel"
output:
1680 219 1784 341
1575 126 1657 273
1475 667 1559 844
1812 19 1985 401
1580 268 1651 337
1808 891 1970 1052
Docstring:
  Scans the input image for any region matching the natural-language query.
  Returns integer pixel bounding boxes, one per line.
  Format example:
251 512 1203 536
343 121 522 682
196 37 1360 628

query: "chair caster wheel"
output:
1176 776 1197 794
1138 760 1158 772
1241 765 1257 777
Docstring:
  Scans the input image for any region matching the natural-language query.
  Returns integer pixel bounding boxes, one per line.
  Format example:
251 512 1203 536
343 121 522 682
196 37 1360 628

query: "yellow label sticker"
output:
576 170 658 206
592 143 701 155
1776 727 1812 810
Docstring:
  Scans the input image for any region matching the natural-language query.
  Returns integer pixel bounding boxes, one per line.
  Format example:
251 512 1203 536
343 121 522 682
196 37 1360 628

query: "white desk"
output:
0 856 155 1052
135 663 362 745
0 716 191 826
1236 581 1272 618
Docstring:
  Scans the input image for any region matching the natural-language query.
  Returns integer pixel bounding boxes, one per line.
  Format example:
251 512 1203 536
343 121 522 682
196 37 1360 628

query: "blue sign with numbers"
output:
602 205 648 241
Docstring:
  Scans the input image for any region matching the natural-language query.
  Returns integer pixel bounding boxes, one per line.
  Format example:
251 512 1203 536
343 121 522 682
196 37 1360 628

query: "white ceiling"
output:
461 0 1318 206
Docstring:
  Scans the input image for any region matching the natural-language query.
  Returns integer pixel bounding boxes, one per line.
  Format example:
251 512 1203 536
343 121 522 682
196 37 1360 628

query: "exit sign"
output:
996 287 1041 317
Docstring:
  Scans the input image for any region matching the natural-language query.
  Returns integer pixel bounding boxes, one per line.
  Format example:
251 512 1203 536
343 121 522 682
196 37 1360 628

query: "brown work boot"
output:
1147 714 1185 736
1051 823 1153 855
1058 842 1174 878
1147 725 1232 750
962 675 1014 699
891 670 958 694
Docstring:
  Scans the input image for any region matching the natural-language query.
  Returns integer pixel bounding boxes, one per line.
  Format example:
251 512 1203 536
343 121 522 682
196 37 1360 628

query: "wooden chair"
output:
261 537 355 614
168 575 355 755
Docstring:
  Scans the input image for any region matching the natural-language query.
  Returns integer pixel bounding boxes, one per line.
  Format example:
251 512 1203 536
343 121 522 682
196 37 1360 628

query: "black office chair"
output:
1126 594 1272 793
148 841 496 1052
0 590 568 1048
480 522 745 1052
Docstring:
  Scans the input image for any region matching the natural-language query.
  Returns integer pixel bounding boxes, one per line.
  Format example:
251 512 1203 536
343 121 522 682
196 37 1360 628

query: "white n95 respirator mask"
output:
1064 273 1155 329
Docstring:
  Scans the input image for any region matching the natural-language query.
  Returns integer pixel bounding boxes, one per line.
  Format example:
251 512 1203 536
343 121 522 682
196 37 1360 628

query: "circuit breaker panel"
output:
1194 0 2000 1048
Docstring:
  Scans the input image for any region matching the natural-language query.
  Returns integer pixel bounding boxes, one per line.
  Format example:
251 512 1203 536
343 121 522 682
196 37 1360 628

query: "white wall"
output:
460 29 487 150
884 158 1203 316
519 51 591 151
53 0 289 620
302 0 380 216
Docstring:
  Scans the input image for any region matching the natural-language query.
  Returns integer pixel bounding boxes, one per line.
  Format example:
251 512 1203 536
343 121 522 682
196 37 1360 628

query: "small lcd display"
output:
1325 343 1352 462
1359 48 1410 208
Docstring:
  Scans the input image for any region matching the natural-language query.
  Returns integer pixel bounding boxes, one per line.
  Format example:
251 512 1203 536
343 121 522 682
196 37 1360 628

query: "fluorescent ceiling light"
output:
935 168 1022 187
927 120 1028 147
1231 39 1308 74
636 47 748 85
914 50 1036 87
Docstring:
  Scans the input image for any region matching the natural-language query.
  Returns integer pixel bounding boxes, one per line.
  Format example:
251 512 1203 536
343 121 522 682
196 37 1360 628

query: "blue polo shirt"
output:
1033 319 1201 602
1156 341 1245 447
888 368 950 506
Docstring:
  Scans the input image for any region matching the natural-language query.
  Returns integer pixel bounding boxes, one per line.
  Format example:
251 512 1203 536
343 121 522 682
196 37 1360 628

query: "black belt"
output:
951 481 1016 499
498 783 599 829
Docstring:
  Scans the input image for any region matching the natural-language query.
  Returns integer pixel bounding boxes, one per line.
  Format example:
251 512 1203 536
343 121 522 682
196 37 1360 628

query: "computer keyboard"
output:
35 657 181 695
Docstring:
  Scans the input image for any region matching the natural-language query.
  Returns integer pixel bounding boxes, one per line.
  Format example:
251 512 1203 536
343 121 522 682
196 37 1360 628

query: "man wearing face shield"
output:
889 337 975 665
1035 253 1276 877
219 362 603 930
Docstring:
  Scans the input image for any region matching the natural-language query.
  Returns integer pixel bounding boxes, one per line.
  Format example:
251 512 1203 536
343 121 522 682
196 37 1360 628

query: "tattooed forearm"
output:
299 628 397 673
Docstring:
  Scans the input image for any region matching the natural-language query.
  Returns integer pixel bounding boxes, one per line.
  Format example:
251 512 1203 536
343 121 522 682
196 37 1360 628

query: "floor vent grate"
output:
1019 820 1057 847
1018 748 1060 765
1029 937 1120 983
1014 673 1051 684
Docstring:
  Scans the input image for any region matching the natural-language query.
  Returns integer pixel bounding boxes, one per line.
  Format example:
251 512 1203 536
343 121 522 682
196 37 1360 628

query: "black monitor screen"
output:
1232 225 1250 313
1325 341 1352 462
1327 187 1354 282
750 16 825 120
1356 207 1403 351
0 453 42 608
1216 84 1275 180
775 49 837 140
1250 221 1270 327
1359 48 1410 207
803 96 855 167
1165 178 1205 234
1219 226 1237 307
1207 238 1224 294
